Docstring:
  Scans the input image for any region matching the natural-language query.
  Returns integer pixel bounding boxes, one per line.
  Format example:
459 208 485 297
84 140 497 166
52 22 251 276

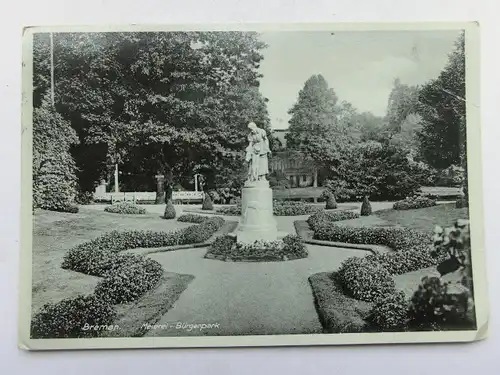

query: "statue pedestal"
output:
235 180 278 244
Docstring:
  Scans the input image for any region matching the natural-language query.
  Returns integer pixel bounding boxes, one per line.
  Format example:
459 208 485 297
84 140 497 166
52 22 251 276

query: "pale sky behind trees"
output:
258 30 462 130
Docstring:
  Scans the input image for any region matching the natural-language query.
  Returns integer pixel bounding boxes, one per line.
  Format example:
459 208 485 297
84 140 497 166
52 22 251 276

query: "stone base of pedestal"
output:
235 180 279 244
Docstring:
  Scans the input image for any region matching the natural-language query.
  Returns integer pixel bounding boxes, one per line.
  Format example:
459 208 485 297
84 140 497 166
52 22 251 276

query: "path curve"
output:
145 244 368 337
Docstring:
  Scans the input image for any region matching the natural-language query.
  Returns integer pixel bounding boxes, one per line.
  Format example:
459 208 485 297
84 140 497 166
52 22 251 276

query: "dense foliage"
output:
177 213 208 223
31 295 116 338
337 257 396 302
368 290 409 331
307 210 360 232
393 195 437 210
104 202 147 215
32 97 79 211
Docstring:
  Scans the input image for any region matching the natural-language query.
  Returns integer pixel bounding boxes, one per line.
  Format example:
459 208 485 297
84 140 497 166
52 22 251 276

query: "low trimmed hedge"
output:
217 201 321 216
30 295 116 338
307 210 360 232
337 257 396 302
177 213 208 224
95 257 164 304
104 202 146 215
393 196 437 210
206 234 308 261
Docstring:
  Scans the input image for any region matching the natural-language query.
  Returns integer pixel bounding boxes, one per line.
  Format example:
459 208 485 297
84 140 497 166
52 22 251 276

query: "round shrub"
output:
104 202 146 215
163 200 176 219
393 195 437 210
95 257 163 304
202 194 214 210
360 196 372 216
368 290 409 331
337 257 396 302
30 295 116 338
321 190 338 209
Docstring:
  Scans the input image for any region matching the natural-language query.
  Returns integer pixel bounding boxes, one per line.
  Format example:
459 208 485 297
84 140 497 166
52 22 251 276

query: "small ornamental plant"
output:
321 190 338 210
163 200 176 219
202 193 214 210
360 196 372 216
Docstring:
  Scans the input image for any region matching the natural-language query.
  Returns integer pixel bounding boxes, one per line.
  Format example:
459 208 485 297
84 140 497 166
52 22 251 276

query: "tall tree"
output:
386 78 420 135
416 32 466 170
286 74 351 173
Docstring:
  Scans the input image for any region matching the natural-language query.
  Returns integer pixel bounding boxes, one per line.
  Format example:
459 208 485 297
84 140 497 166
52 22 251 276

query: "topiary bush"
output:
321 190 338 209
202 193 214 210
368 290 409 331
360 196 372 216
393 195 437 210
337 257 396 302
30 295 116 338
95 257 164 304
163 200 176 219
104 202 146 215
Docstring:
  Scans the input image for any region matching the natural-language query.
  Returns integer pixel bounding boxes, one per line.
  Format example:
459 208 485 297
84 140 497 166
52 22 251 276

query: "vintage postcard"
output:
19 22 488 350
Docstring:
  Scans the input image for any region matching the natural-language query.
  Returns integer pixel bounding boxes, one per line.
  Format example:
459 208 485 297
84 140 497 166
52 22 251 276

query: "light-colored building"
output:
270 129 318 188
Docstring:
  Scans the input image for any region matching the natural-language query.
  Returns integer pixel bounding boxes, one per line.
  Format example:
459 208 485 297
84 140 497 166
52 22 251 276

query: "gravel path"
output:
145 244 368 337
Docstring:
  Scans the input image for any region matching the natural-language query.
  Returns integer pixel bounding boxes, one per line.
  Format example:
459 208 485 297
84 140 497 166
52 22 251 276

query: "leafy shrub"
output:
202 194 214 210
177 213 207 223
104 202 146 215
30 295 116 338
307 210 360 232
163 200 176 219
337 257 396 302
179 216 224 244
216 200 320 216
95 257 163 304
325 194 337 209
408 276 471 330
208 190 220 203
393 195 437 210
368 291 409 331
75 190 94 205
272 201 320 216
360 196 372 216
206 234 308 261
32 97 79 212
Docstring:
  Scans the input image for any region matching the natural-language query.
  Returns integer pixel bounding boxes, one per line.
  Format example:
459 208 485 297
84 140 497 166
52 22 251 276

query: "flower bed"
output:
177 213 208 224
104 202 147 215
393 195 437 210
216 200 321 216
205 234 308 262
307 210 360 232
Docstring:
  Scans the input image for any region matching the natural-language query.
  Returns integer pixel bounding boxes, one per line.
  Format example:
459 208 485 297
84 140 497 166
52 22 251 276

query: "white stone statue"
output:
245 122 271 183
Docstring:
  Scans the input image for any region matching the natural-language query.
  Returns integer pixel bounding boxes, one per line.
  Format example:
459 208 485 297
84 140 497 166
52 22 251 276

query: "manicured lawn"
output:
333 203 468 233
32 208 193 313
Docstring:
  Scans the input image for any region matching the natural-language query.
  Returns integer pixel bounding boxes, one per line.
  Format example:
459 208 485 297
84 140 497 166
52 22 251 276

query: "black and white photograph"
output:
18 23 487 350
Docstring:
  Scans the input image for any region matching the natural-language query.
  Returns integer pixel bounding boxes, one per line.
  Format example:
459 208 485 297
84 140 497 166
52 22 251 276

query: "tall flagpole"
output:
50 32 55 107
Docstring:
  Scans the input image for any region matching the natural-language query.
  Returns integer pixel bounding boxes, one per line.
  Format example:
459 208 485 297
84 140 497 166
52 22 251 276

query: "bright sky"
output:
258 30 461 130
